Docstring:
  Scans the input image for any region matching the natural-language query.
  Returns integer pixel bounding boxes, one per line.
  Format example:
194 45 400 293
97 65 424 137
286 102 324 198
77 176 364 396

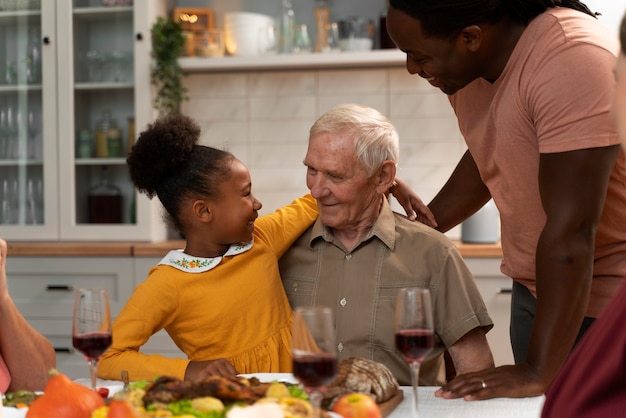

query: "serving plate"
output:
2 406 27 418
239 373 298 384
239 374 342 418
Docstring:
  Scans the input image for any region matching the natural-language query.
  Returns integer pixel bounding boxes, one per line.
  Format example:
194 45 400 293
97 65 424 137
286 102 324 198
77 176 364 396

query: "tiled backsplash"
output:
181 67 467 238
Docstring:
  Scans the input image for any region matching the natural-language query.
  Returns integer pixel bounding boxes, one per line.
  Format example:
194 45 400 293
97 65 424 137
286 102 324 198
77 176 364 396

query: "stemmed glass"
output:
395 288 434 418
72 288 112 391
292 306 338 418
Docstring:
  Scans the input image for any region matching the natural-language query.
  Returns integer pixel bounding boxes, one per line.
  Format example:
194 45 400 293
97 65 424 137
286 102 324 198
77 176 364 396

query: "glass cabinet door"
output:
71 0 135 227
0 1 59 240
57 0 167 241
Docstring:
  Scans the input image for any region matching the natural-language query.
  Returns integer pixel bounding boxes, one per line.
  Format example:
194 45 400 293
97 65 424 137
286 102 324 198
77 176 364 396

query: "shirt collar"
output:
158 240 254 273
308 198 397 251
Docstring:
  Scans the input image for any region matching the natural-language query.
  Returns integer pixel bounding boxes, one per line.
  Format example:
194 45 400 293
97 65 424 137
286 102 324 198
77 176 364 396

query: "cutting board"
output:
379 389 404 417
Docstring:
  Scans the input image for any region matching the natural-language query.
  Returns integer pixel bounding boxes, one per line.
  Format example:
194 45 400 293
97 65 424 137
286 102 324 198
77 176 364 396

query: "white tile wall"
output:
181 66 467 238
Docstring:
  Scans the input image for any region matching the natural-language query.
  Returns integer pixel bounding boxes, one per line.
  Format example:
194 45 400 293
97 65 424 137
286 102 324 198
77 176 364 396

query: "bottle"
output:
279 0 296 54
461 199 500 244
107 124 123 158
76 129 93 158
94 111 113 158
314 0 330 53
88 166 122 224
127 117 135 155
379 6 396 49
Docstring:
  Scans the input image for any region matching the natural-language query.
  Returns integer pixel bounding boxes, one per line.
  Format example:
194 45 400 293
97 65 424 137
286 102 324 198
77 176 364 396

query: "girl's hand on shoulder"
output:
185 358 238 381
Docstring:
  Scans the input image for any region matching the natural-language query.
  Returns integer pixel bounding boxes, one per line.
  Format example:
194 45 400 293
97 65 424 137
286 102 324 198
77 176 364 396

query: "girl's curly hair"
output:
127 114 234 233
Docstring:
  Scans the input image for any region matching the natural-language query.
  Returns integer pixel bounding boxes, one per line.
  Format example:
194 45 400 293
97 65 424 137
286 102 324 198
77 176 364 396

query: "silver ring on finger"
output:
480 379 487 389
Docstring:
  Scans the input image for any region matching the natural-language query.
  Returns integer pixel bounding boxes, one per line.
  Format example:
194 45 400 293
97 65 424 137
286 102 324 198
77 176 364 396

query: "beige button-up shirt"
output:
279 199 493 385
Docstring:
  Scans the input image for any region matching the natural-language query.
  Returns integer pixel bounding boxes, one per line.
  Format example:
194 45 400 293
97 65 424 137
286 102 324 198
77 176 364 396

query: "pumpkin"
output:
107 398 141 418
26 369 105 418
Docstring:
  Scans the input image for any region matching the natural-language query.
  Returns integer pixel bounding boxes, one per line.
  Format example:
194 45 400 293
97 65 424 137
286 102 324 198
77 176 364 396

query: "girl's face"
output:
209 158 262 245
612 53 626 148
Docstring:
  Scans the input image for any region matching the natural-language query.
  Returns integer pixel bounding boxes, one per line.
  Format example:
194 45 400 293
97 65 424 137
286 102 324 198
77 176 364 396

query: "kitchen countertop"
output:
6 240 502 258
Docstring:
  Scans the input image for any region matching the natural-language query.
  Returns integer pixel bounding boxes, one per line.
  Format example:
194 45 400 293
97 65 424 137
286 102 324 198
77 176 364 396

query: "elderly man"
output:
279 104 494 386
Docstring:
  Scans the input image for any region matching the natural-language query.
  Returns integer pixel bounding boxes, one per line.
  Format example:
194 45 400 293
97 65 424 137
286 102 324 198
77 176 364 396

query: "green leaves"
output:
151 17 188 116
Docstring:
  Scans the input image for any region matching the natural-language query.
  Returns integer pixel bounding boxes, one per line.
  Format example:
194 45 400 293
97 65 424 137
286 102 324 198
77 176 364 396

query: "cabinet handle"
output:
46 285 74 292
497 288 513 294
54 347 75 353
136 32 143 41
43 36 50 45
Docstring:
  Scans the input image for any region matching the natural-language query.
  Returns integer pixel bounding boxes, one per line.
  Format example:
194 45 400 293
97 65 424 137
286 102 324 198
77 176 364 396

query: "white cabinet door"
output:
1 1 170 242
6 256 135 380
0 1 60 240
465 258 515 367
56 0 167 241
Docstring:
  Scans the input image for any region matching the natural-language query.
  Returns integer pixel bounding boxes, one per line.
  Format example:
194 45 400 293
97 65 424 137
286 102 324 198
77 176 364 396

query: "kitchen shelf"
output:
179 48 406 73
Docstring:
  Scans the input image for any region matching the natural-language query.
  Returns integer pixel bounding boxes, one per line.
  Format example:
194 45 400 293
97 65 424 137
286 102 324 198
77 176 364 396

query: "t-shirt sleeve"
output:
525 40 619 152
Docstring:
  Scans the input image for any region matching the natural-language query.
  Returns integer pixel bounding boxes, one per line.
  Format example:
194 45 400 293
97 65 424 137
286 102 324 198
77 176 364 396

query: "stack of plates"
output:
224 12 275 57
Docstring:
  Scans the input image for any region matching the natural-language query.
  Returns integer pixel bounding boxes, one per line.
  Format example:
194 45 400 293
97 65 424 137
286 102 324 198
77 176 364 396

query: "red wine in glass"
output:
72 288 112 391
293 353 338 389
395 288 434 418
292 306 338 418
395 329 434 363
73 331 112 361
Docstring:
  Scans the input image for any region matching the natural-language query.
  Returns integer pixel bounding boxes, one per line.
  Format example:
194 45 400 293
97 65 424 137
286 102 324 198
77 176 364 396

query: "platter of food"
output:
1 357 402 417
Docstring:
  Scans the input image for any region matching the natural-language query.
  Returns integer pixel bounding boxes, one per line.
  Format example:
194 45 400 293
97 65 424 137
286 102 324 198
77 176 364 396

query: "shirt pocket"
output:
282 275 316 308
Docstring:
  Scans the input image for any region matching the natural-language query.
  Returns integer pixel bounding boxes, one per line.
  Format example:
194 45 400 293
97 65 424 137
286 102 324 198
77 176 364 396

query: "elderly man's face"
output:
612 53 626 148
304 133 383 230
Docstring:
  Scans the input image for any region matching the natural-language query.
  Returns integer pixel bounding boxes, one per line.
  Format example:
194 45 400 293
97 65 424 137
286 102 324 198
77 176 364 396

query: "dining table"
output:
389 386 545 418
68 378 546 418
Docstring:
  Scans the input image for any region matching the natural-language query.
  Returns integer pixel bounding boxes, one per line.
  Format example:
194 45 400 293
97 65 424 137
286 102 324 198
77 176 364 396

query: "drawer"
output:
6 256 135 318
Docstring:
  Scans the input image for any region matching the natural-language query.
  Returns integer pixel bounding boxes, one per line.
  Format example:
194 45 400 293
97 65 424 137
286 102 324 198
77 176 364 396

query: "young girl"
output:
97 114 319 383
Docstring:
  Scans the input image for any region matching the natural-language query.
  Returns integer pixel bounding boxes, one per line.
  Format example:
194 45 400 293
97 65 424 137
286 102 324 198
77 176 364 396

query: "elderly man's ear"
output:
377 160 397 194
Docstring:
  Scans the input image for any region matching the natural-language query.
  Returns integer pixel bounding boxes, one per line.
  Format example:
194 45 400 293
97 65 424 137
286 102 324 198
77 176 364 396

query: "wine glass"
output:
72 288 112 391
395 288 434 418
292 306 338 418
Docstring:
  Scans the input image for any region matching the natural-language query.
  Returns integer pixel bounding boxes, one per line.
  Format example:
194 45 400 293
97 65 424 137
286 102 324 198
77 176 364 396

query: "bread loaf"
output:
323 357 399 404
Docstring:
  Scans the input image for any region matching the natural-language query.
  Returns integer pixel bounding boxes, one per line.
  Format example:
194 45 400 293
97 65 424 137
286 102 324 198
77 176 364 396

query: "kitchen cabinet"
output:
5 253 182 380
465 257 515 367
0 0 170 242
6 255 135 379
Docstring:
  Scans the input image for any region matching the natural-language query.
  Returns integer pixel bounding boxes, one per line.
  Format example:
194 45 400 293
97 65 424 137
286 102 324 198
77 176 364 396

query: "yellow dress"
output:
98 195 318 382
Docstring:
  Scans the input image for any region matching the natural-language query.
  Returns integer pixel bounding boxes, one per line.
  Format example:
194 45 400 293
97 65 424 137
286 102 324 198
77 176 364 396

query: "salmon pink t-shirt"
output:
0 352 11 393
450 7 626 317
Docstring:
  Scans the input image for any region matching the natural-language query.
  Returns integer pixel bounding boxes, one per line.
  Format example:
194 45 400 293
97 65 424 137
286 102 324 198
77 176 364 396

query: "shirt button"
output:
346 254 352 260
292 283 298 292
340 298 347 307
337 343 344 352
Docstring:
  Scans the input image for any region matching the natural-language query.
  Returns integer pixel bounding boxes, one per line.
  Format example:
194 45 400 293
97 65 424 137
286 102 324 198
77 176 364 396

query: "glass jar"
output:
88 166 122 223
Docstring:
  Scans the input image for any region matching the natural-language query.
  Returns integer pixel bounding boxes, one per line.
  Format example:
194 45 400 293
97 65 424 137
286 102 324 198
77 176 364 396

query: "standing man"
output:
387 0 626 400
279 103 494 387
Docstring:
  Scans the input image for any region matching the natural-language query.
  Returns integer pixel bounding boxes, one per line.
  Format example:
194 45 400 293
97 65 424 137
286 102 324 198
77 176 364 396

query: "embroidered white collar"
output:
158 240 253 273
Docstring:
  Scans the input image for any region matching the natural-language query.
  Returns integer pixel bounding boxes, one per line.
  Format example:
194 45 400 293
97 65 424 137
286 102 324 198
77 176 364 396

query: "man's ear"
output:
192 200 213 223
377 160 397 194
457 25 482 53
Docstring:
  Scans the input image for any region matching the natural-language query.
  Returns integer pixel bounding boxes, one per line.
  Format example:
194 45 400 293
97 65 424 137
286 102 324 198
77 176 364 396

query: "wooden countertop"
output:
7 239 502 258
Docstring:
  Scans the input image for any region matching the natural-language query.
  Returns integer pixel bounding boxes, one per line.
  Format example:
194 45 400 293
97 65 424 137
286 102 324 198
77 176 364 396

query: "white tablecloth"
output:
76 379 546 418
387 387 545 418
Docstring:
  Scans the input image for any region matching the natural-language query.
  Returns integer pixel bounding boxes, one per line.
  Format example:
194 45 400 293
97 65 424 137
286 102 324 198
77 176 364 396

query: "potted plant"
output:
150 16 188 116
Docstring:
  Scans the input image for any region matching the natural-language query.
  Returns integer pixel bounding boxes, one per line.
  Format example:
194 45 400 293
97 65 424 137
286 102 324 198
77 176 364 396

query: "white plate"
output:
238 374 342 418
238 373 298 384
2 406 27 418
